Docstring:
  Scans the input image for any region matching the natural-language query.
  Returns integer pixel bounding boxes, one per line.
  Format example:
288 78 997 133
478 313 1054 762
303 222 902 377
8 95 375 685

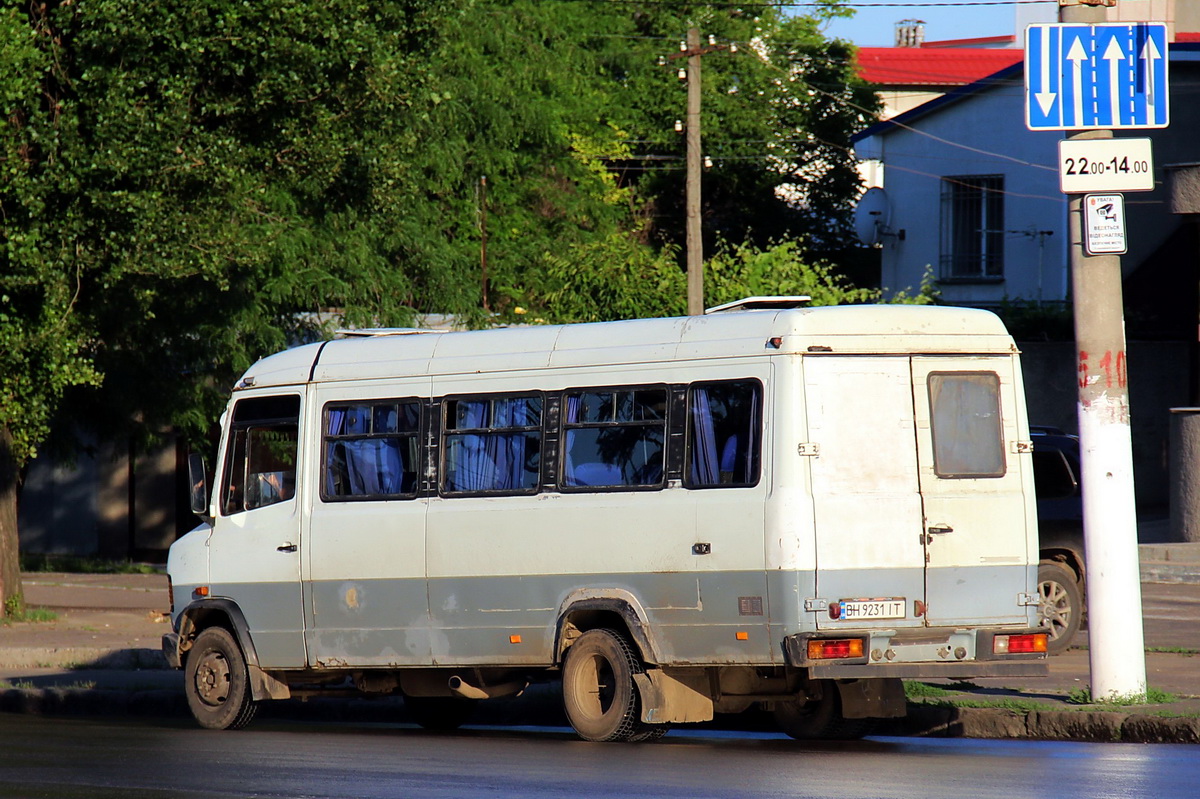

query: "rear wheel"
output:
774 682 874 741
185 626 258 730
562 628 663 742
1039 561 1083 654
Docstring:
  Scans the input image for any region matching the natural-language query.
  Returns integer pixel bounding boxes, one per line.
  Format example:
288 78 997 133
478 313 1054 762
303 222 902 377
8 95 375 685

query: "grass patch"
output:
1145 647 1198 656
1067 686 1178 706
0 680 97 691
20 553 160 575
0 680 36 690
921 697 1062 712
904 680 982 699
1 594 58 625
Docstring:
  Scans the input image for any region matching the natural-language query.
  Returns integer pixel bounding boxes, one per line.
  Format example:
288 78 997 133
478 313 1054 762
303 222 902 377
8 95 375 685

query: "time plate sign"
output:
1058 138 1154 193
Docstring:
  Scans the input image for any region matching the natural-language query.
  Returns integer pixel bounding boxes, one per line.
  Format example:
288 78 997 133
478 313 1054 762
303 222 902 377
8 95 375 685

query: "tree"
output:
0 5 102 615
1 0 879 596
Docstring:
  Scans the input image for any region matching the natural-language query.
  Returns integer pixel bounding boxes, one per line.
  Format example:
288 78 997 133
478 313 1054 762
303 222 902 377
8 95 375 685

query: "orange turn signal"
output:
194 586 209 598
509 634 522 644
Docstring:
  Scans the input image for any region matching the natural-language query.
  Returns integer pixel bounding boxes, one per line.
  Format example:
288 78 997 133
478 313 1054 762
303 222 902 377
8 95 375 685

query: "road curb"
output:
2 681 1198 743
899 704 1200 744
0 648 167 671
1139 562 1200 585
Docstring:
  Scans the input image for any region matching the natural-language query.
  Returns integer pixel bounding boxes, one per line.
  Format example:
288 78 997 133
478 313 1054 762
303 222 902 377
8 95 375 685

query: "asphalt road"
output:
2 713 1198 799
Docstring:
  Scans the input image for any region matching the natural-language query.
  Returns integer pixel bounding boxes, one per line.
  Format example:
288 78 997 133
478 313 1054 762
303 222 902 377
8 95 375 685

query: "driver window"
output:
221 395 301 515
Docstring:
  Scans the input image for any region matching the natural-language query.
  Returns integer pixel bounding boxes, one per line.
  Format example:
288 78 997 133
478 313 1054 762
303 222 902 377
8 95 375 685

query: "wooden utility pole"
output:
479 175 490 313
685 27 703 315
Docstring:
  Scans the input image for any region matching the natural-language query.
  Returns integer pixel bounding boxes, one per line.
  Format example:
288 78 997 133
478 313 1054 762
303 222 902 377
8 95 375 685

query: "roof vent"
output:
704 296 811 314
895 19 926 48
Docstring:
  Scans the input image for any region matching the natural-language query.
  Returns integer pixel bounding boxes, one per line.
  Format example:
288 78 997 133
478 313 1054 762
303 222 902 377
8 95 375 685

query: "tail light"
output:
994 633 1048 655
807 638 865 660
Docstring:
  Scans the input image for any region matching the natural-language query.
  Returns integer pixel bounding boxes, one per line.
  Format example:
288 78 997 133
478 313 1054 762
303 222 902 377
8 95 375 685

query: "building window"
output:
940 175 1004 280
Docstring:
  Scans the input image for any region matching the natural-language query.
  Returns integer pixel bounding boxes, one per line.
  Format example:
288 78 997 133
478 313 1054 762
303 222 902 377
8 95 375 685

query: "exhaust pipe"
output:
447 675 527 700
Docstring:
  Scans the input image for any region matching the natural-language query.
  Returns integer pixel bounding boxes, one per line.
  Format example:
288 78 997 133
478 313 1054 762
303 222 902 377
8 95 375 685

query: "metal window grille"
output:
940 175 1004 279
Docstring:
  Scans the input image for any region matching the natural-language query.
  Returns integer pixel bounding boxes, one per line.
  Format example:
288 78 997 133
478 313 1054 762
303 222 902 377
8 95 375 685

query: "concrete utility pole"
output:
1061 0 1148 701
685 27 703 315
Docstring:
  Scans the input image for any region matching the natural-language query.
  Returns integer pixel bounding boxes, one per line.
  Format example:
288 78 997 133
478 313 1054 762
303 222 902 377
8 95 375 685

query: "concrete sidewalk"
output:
3 544 1199 743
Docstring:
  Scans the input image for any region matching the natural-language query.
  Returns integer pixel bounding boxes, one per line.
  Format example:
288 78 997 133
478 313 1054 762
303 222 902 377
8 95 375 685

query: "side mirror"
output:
188 452 210 518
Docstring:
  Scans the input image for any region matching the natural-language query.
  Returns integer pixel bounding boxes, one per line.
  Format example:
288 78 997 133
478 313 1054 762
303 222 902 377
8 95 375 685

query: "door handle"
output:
277 542 297 553
927 525 954 535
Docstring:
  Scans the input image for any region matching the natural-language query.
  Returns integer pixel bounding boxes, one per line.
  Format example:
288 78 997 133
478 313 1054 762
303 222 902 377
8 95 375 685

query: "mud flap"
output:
248 665 291 701
633 669 715 724
836 678 906 719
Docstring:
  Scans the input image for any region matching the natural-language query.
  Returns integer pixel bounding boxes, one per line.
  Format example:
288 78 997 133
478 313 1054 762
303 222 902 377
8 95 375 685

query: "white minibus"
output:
164 300 1048 741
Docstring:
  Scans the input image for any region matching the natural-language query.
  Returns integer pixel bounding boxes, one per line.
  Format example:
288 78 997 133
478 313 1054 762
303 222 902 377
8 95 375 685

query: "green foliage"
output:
2 0 880 467
19 553 160 575
705 240 878 308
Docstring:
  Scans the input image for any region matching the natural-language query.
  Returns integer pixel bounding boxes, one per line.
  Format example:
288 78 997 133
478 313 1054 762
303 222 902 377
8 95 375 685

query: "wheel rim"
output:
1039 578 1073 640
193 649 232 708
575 652 616 721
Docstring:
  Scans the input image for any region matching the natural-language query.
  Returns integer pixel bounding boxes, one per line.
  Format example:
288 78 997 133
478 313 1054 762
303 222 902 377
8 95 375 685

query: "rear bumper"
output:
807 660 1047 680
783 628 1048 679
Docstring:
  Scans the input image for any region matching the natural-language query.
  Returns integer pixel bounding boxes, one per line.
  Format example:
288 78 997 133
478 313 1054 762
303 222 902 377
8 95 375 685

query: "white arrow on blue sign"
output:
1025 23 1169 131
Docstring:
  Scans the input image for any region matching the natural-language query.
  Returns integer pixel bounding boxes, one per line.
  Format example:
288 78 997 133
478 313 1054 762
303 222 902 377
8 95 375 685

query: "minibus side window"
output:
562 388 667 490
221 395 301 515
441 395 542 495
323 400 421 500
927 372 1005 478
685 380 762 488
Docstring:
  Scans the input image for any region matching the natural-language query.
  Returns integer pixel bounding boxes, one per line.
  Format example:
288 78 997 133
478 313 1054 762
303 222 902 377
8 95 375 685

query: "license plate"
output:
839 598 906 620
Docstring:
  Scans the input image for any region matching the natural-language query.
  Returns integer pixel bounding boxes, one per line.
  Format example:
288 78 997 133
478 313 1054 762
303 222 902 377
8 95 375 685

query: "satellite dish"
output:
853 187 891 246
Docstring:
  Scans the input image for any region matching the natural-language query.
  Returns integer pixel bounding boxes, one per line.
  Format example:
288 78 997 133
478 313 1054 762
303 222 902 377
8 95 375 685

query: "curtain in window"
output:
690 389 719 484
490 398 531 491
448 401 491 491
326 406 408 497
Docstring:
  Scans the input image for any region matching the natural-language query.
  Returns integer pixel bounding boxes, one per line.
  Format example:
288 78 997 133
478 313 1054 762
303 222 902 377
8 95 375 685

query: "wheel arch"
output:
554 590 661 666
176 598 263 671
176 598 290 702
1039 538 1086 589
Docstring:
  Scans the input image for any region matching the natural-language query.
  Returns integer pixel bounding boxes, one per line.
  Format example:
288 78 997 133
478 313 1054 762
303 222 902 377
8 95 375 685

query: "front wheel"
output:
1039 561 1083 654
184 626 258 730
562 629 661 742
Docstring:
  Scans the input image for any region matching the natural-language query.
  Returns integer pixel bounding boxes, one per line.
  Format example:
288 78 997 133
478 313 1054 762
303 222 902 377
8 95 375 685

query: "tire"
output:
774 682 875 741
562 628 662 743
404 696 476 731
1039 561 1084 655
184 626 258 730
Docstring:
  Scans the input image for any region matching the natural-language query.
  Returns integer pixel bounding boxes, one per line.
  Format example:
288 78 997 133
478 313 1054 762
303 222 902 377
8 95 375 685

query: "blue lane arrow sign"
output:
1025 23 1169 131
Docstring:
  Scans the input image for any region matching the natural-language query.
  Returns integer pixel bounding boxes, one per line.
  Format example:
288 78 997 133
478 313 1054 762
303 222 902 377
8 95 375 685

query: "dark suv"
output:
1031 426 1086 654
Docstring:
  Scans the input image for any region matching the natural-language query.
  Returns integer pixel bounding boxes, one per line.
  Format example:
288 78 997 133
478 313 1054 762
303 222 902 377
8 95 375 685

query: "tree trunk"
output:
0 426 24 619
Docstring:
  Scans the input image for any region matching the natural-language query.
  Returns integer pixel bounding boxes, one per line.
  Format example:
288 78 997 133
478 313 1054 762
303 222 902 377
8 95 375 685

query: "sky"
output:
819 0 1057 48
